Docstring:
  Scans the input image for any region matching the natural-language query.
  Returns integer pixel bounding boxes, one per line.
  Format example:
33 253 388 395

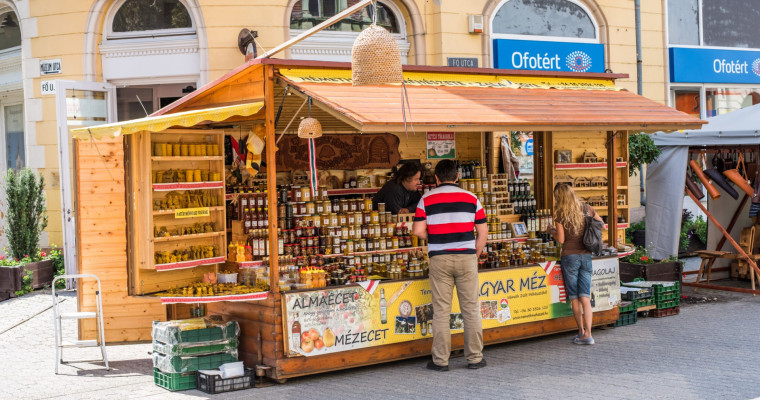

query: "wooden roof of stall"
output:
154 59 705 132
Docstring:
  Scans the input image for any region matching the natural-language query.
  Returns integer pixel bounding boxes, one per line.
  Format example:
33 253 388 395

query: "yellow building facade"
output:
5 0 664 264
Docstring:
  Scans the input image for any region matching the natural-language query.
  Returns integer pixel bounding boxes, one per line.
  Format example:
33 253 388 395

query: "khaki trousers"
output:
429 253 483 365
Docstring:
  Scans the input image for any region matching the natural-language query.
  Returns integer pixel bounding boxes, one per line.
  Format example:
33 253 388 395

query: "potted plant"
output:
625 219 646 248
679 210 707 255
619 247 683 283
628 132 661 177
0 168 51 300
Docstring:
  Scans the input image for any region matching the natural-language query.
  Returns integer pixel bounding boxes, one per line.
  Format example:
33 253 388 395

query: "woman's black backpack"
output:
582 204 603 255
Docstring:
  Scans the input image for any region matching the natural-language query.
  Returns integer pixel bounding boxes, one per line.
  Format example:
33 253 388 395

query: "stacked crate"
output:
622 281 680 318
152 317 240 391
613 301 638 327
615 286 653 327
651 281 681 317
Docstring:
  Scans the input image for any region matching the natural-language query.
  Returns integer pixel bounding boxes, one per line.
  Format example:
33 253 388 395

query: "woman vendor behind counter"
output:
372 162 422 215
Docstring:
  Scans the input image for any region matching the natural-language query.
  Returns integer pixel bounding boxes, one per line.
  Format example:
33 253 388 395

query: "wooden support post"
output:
715 194 749 251
606 131 618 246
686 187 760 279
265 65 280 294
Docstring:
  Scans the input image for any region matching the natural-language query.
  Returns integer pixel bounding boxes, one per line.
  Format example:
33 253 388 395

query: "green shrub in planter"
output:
4 168 47 261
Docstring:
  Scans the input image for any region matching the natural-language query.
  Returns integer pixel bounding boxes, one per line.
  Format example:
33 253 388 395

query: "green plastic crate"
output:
635 297 655 308
612 311 637 327
153 338 238 357
651 281 680 295
618 301 636 313
152 320 239 345
152 351 238 373
655 291 680 302
154 368 197 391
656 298 681 309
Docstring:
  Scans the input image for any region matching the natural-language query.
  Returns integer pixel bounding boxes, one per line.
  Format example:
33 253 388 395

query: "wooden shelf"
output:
554 162 627 170
603 223 629 230
153 181 224 191
319 246 426 258
592 205 629 210
572 186 609 191
326 188 380 196
160 291 268 304
154 256 226 272
152 156 223 161
153 231 226 243
153 206 226 216
486 237 528 244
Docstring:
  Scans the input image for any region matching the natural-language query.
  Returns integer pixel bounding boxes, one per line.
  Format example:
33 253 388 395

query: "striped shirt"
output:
414 183 487 257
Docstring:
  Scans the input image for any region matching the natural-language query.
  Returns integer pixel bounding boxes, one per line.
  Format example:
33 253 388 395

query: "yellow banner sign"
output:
283 257 620 357
279 68 620 91
174 207 210 219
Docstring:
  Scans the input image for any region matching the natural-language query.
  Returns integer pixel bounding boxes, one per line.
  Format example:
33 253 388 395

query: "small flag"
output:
357 280 379 295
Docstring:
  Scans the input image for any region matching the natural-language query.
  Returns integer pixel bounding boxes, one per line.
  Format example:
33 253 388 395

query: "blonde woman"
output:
547 183 603 345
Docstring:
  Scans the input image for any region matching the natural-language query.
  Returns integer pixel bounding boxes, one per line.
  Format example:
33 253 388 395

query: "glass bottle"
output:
379 288 387 324
291 312 301 351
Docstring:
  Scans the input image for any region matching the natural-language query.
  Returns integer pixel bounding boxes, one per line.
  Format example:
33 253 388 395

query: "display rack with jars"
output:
149 130 228 273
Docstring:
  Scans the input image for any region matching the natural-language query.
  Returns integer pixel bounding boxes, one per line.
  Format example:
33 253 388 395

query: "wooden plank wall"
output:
76 137 164 343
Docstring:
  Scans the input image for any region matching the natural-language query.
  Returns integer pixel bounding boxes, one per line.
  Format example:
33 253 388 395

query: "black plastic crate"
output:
620 287 652 301
196 368 255 394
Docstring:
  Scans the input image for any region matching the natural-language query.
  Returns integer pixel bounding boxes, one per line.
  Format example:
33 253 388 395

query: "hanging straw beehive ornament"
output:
298 98 320 197
351 1 403 86
298 117 322 139
351 1 414 136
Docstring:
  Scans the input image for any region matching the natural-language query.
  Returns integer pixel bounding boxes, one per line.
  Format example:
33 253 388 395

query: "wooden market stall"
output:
71 59 703 379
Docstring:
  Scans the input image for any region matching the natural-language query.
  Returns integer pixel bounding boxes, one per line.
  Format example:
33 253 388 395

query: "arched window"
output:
0 12 20 52
289 0 410 63
291 0 400 33
108 0 195 39
492 0 597 41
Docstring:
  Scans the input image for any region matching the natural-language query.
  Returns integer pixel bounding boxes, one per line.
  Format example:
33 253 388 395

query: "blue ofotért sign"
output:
493 39 605 73
670 47 760 84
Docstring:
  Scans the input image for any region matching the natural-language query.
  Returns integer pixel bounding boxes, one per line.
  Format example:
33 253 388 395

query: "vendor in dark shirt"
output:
372 162 422 214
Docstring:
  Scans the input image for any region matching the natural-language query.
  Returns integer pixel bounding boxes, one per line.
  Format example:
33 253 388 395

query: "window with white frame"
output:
289 0 410 63
492 0 597 41
5 104 23 170
99 0 200 86
108 0 195 40
0 12 20 51
291 0 400 33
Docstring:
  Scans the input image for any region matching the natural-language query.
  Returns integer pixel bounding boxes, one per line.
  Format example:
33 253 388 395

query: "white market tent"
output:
646 103 760 260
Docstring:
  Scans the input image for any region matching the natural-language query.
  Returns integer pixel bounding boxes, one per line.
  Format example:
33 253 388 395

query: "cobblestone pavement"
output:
3 286 760 400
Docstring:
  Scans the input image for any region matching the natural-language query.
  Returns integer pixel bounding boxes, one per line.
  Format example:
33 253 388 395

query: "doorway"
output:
55 81 116 278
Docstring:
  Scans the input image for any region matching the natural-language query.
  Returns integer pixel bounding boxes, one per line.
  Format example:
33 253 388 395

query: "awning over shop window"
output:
278 68 704 132
70 102 264 140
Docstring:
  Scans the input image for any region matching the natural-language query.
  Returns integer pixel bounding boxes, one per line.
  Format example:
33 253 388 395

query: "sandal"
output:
573 336 595 345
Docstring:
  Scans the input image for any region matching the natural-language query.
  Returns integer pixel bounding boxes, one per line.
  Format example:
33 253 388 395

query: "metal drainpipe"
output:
635 0 646 206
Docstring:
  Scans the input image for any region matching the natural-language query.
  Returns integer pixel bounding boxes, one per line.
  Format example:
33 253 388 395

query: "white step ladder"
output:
53 274 109 374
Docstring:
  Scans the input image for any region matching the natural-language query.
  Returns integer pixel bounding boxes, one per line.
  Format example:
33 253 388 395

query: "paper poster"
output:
426 132 456 159
283 257 620 357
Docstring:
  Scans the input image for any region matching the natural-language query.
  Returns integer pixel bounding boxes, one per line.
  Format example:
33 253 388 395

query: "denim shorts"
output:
560 254 593 301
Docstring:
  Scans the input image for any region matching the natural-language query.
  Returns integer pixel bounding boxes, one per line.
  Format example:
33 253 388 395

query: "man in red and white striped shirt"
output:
413 159 487 371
